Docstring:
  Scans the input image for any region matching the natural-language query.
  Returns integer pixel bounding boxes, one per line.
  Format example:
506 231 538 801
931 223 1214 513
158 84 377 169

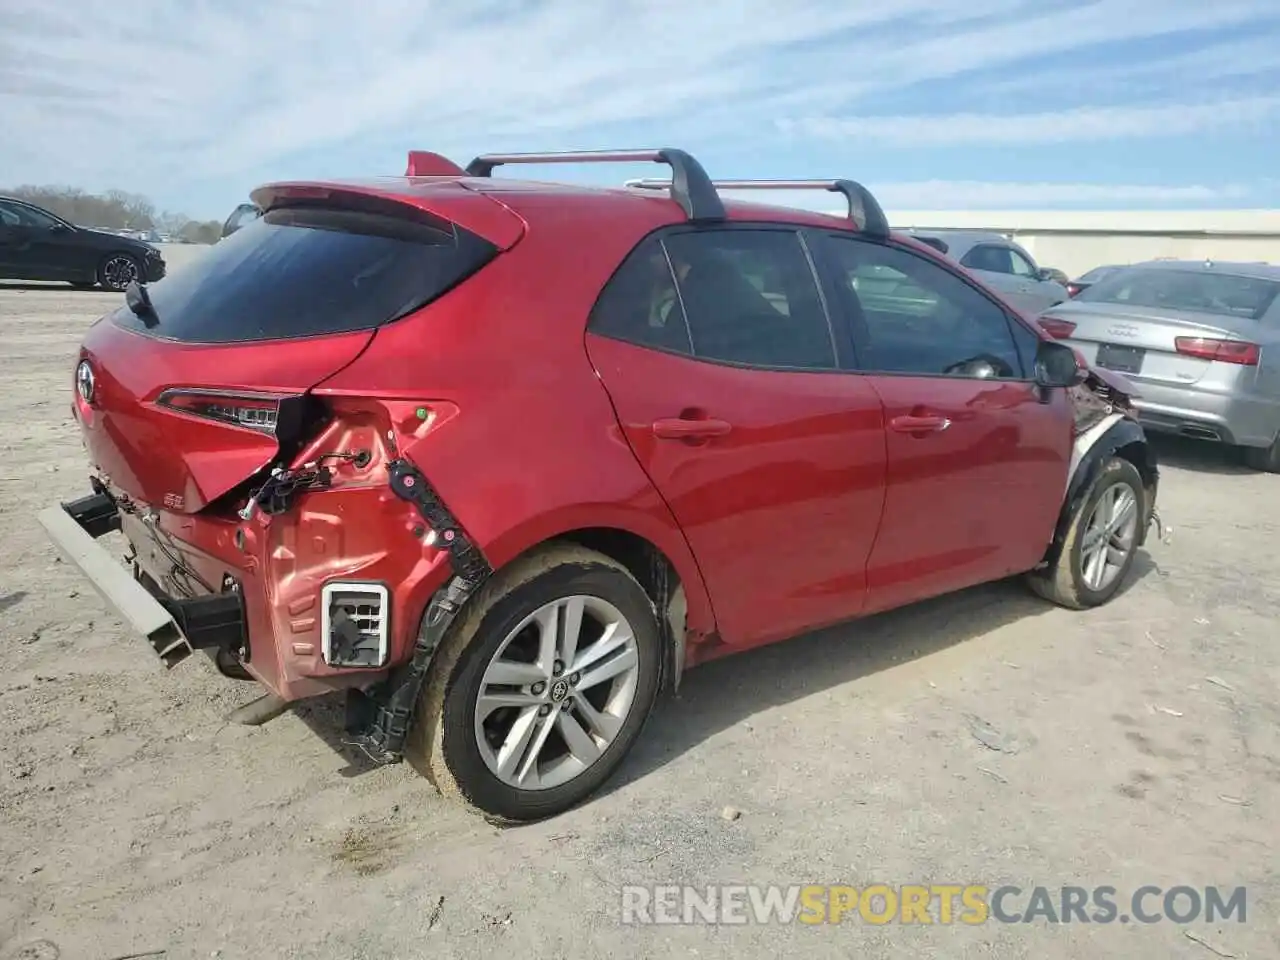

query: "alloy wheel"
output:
473 594 640 791
101 255 139 291
1079 481 1139 591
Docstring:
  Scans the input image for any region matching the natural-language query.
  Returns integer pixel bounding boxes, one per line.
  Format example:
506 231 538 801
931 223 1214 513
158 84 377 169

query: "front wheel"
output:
404 544 663 822
97 253 141 292
1028 456 1145 609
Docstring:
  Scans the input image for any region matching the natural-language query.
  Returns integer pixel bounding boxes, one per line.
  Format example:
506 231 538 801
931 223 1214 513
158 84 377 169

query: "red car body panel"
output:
63 172 1122 702
859 376 1073 614
585 335 888 650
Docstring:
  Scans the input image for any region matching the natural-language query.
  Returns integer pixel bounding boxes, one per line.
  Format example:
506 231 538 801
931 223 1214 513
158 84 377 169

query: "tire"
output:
97 253 141 292
403 543 663 822
1028 456 1145 610
1242 434 1280 473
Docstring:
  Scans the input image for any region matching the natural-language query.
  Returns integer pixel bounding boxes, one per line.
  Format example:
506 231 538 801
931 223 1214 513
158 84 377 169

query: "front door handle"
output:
652 416 732 440
889 414 951 434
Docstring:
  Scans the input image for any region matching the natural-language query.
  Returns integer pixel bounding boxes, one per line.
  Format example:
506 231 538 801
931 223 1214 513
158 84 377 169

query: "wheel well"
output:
522 527 688 691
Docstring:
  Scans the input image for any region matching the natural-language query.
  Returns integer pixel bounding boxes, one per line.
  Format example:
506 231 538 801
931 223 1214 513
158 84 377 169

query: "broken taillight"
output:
157 389 287 435
1037 317 1077 339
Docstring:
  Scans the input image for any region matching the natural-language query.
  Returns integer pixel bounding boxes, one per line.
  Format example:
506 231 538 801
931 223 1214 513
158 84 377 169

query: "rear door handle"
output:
889 414 951 434
652 416 732 440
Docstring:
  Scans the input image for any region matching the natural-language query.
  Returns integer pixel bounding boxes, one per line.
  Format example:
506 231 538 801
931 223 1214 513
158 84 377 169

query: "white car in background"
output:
903 229 1070 316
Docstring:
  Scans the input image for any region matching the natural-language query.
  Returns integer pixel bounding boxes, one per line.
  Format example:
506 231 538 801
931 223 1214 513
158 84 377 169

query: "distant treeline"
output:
2 185 223 244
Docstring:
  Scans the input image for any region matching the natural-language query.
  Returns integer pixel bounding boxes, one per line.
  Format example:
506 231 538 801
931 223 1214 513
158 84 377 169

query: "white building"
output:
879 209 1280 278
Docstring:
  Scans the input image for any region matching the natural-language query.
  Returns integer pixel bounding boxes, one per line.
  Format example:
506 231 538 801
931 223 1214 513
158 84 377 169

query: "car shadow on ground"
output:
598 564 1158 802
289 555 1157 790
1148 432 1256 476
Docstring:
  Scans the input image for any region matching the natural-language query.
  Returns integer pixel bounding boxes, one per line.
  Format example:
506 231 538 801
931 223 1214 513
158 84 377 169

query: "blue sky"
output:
2 0 1279 220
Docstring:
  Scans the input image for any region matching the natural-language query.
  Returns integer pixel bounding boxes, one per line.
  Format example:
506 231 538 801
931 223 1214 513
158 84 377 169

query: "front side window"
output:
1008 248 1039 278
825 236 1026 379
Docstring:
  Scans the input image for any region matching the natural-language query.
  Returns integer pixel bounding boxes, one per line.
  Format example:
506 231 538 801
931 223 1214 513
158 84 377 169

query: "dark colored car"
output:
39 147 1163 822
0 196 166 290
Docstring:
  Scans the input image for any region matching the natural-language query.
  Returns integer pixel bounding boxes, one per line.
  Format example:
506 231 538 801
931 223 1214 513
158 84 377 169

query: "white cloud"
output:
1 0 1277 212
781 97 1280 146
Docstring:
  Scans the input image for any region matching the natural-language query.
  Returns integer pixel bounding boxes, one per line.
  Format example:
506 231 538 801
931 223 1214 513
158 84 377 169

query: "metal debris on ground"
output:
427 896 445 932
1205 676 1235 692
965 714 1021 754
977 767 1009 784
1184 929 1237 957
1217 795 1251 806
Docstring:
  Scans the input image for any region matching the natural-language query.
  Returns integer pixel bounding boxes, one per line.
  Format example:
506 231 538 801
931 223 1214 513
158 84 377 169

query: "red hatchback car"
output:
41 148 1162 821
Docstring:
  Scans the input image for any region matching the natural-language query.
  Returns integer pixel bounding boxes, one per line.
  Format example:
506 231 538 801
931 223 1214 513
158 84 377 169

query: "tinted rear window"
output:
1075 267 1280 321
113 202 497 343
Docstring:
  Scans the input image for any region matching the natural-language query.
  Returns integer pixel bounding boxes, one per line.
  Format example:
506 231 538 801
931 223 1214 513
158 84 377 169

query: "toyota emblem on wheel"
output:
75 360 95 404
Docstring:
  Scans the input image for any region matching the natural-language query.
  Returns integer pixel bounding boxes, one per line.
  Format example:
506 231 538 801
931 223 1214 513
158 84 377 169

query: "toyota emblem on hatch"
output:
75 360 95 403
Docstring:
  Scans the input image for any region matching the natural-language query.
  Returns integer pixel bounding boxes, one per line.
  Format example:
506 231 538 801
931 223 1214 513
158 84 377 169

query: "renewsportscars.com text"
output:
619 884 1247 925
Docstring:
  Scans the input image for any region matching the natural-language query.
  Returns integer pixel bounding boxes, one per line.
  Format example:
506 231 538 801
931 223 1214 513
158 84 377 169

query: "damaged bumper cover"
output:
37 489 246 668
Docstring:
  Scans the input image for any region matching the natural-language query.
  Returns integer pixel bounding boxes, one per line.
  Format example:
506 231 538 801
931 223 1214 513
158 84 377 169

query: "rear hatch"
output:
75 182 522 512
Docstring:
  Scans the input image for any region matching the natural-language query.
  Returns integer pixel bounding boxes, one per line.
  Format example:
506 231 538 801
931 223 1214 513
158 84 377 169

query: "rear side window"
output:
589 228 837 370
961 244 1015 274
664 229 836 369
113 201 498 343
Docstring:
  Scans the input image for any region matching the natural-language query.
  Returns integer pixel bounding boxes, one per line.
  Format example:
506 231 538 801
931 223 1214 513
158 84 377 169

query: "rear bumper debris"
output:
38 489 247 668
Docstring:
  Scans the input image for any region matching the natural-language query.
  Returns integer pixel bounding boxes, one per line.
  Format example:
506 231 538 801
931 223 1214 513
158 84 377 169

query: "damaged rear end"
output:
40 180 521 701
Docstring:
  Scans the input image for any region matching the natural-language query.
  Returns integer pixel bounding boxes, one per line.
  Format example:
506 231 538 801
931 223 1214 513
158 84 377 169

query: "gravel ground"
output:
1 273 1277 960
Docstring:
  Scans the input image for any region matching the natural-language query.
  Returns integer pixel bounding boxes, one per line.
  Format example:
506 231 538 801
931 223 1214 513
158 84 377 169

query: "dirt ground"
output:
1 273 1277 960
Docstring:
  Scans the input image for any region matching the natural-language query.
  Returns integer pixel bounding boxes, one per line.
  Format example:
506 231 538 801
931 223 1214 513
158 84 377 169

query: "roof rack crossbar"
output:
465 148 724 221
627 177 889 239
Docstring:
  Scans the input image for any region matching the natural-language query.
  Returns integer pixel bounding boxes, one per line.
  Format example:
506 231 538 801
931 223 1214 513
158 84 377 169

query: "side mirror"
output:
1034 339 1087 388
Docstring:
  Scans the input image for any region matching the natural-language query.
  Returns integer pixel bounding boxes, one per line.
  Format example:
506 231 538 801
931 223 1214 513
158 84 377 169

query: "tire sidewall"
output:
439 559 662 821
1068 457 1145 605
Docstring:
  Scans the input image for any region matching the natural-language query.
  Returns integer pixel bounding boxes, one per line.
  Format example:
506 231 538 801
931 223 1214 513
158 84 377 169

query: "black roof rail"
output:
464 148 725 221
627 177 890 240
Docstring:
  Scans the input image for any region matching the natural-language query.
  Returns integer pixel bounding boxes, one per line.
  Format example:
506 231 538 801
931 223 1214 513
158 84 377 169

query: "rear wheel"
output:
97 253 141 291
1243 434 1280 473
1028 456 1144 609
404 544 662 822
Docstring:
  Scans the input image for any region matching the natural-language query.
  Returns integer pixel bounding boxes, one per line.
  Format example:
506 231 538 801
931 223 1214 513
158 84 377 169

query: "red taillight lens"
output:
157 390 286 435
1173 337 1260 366
1038 317 1077 339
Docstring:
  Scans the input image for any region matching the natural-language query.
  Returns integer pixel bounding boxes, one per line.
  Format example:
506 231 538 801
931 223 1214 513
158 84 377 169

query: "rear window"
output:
1075 267 1280 321
113 201 498 343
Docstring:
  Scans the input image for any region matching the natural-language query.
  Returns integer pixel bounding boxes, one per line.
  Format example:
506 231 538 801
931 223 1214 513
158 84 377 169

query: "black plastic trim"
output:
342 459 496 763
63 490 121 538
154 591 247 666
